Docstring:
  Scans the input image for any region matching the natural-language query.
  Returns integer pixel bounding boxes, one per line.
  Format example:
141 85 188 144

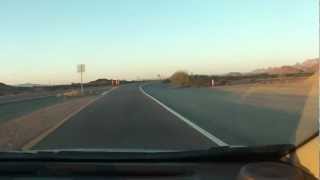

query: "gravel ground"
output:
0 96 65 124
0 96 96 151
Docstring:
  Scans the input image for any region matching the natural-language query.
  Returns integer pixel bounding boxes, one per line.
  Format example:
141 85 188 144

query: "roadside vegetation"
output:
169 71 191 87
166 71 316 87
166 59 318 87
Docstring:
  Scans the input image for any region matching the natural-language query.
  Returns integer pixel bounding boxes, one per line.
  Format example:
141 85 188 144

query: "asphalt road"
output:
33 84 215 150
143 83 314 146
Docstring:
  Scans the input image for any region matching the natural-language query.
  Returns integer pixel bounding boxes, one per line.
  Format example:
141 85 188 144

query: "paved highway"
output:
33 84 215 150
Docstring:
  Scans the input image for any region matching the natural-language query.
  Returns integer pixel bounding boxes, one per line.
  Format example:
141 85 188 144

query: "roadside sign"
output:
112 80 120 87
77 64 85 73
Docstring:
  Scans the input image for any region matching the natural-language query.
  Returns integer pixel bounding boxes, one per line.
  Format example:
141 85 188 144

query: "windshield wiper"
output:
0 144 294 162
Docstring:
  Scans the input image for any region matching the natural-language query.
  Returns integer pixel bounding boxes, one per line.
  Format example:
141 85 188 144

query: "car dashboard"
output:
0 160 317 180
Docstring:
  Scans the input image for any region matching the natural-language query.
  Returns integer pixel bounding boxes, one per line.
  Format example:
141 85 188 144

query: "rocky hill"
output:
0 83 32 96
252 58 318 75
87 79 112 86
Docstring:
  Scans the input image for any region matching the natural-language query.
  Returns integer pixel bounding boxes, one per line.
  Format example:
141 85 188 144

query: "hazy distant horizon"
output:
0 1 317 85
2 57 316 86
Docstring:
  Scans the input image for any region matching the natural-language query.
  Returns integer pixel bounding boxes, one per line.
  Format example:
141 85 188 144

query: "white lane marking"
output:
139 85 229 147
101 91 109 96
101 87 116 96
23 88 116 150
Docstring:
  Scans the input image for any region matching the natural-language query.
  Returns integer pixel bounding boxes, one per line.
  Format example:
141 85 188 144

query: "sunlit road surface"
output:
33 84 215 150
142 82 317 146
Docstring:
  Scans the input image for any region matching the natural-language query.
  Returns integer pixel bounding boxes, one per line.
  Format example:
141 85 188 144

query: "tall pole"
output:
77 64 85 95
80 71 84 94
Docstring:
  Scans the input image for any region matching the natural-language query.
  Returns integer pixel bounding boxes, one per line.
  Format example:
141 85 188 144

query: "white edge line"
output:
22 88 115 150
139 85 228 147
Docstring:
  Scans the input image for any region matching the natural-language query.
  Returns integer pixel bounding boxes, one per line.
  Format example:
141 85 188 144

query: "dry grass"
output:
170 71 191 86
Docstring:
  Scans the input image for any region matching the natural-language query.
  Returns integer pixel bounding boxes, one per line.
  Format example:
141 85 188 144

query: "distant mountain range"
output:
0 82 11 89
87 78 133 86
252 58 318 75
0 82 32 96
87 79 113 86
15 83 47 87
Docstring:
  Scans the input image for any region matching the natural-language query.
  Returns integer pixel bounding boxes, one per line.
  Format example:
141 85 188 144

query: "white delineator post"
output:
77 64 85 94
211 79 215 88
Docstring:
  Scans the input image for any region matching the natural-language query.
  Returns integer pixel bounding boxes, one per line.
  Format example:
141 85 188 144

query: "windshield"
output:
0 1 318 154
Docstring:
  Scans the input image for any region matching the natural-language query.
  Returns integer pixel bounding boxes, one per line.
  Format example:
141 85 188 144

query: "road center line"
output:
139 85 229 147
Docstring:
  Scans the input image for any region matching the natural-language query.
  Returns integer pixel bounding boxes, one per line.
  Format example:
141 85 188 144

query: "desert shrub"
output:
162 79 170 83
170 71 191 87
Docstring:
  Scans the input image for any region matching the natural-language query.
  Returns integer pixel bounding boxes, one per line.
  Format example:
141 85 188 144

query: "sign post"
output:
77 64 85 94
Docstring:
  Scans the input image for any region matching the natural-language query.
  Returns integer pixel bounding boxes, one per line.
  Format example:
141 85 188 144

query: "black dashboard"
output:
0 160 316 180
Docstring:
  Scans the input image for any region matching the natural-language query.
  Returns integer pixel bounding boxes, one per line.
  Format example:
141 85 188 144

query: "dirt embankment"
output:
216 75 318 113
0 96 97 151
216 76 316 96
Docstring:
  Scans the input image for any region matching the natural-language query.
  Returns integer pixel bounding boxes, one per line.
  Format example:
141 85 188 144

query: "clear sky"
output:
0 0 318 84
